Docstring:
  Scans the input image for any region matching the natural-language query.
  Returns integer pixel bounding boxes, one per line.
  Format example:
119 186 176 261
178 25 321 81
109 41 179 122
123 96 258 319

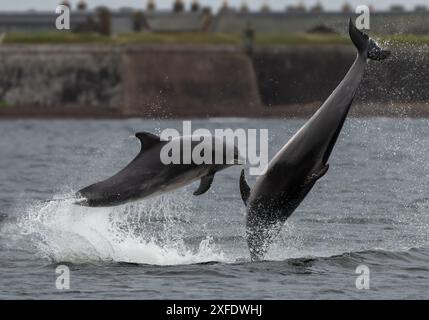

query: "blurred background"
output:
0 1 428 300
0 0 428 118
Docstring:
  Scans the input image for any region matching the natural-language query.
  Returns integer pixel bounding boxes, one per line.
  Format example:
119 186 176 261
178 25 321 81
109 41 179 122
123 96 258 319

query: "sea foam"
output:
9 193 227 266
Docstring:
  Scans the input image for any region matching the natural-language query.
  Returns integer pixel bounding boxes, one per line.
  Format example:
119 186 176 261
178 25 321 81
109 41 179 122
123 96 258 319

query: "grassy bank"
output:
3 32 241 45
3 31 429 46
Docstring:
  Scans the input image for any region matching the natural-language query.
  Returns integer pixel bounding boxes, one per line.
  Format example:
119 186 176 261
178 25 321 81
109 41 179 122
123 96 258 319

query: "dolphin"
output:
239 20 390 261
77 132 243 207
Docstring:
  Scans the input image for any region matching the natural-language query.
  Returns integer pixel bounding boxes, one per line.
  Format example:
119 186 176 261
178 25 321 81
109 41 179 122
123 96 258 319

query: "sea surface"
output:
0 118 428 299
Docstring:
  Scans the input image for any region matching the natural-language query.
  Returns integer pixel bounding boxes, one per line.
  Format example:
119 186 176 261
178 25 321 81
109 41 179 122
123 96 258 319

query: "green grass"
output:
114 32 242 45
255 33 429 46
378 34 429 45
3 31 242 45
3 31 429 46
3 32 110 44
0 101 8 108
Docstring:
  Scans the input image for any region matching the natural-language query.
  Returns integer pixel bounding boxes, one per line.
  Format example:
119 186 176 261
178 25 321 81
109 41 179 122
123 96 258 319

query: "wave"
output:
3 192 428 267
4 193 228 266
286 246 429 266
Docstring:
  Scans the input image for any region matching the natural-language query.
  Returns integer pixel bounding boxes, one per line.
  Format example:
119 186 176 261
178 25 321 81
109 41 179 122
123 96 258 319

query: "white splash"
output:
9 193 227 266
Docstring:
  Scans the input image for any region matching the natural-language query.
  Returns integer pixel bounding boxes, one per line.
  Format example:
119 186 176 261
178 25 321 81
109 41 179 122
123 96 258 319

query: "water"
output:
0 117 428 299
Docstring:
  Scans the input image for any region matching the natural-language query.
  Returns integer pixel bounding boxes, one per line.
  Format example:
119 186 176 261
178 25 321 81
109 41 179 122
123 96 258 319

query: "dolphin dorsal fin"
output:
193 173 215 196
135 132 161 151
239 169 251 206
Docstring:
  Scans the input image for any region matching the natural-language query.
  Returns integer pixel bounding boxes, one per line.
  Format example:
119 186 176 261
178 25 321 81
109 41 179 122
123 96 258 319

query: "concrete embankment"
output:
0 44 427 118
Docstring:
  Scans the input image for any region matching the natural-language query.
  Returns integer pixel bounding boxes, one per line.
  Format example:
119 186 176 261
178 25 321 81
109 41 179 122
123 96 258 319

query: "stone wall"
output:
122 45 261 117
0 43 427 118
253 44 429 107
0 45 122 112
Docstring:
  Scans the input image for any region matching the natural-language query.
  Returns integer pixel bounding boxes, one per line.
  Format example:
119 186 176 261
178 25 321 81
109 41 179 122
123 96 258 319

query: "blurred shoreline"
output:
0 43 427 119
1 102 428 119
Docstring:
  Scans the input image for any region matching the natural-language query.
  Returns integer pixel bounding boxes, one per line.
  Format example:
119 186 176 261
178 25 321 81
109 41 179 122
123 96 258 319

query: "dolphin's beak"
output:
74 191 90 206
74 196 89 206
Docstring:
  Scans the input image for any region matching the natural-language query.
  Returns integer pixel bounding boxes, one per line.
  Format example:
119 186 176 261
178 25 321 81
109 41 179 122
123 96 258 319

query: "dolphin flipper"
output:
193 174 215 196
240 169 251 206
303 164 329 187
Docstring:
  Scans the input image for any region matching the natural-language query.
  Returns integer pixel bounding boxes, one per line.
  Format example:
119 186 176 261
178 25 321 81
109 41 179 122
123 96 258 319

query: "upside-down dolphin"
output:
239 20 390 261
77 132 242 207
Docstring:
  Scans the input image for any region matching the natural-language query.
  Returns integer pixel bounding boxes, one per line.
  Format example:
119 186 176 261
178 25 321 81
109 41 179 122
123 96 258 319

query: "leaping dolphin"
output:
77 132 243 207
239 20 390 261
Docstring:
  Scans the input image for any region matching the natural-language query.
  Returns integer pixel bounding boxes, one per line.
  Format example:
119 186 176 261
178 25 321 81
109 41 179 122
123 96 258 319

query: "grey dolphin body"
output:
240 20 390 261
77 132 241 207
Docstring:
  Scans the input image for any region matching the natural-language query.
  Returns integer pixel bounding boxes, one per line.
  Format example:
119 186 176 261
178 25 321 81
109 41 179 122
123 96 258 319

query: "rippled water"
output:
0 118 428 299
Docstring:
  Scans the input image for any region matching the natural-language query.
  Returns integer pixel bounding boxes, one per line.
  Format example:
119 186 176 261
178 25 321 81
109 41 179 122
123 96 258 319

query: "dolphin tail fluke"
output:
349 19 390 61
